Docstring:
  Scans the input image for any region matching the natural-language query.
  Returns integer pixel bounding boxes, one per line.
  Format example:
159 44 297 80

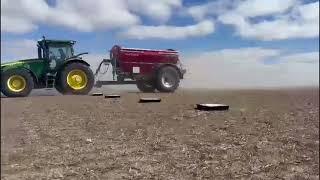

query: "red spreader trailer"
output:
95 45 186 92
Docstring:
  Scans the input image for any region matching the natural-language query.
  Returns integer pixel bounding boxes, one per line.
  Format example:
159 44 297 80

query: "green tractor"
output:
1 37 94 97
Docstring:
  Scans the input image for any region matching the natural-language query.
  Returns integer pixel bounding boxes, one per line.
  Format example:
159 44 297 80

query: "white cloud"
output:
187 0 237 21
1 0 140 33
1 0 49 33
218 1 319 40
1 16 37 34
0 0 213 40
236 0 297 17
47 0 140 32
127 0 182 22
186 0 296 21
1 0 319 42
218 11 318 40
186 0 319 41
120 20 215 40
297 1 319 22
182 48 319 88
1 0 186 34
1 39 38 61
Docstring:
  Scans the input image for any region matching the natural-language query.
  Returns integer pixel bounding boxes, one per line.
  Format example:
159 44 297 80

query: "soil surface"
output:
1 88 319 179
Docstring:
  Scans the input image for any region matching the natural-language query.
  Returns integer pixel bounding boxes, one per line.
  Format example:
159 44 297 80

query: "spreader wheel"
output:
156 66 180 92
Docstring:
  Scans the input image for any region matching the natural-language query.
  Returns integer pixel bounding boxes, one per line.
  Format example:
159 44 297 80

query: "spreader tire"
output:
1 69 34 97
136 80 156 92
58 63 94 95
156 66 180 92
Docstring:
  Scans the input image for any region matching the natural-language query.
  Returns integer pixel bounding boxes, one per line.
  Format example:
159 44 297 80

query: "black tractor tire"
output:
136 80 156 92
55 71 67 94
54 80 66 94
1 69 34 97
156 66 180 92
57 63 94 95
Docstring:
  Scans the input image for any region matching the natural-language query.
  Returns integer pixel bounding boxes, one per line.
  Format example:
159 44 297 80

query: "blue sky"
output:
2 21 318 55
1 0 319 88
1 0 319 55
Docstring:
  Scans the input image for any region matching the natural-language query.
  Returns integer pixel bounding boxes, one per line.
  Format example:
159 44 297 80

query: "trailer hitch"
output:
94 59 111 77
93 58 137 88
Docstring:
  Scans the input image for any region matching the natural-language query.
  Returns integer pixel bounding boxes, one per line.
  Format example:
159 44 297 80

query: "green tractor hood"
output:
1 58 42 68
1 58 46 81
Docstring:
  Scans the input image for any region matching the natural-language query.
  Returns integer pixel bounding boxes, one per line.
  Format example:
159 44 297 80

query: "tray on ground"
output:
91 93 103 96
139 97 161 103
195 104 229 111
105 94 121 98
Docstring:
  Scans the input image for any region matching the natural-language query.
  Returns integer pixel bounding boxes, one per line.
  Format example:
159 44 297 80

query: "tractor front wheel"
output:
1 69 34 97
57 63 94 95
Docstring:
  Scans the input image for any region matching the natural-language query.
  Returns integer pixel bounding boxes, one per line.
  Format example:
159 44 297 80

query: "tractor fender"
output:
63 59 90 67
57 59 90 72
56 59 91 78
154 63 183 79
23 67 39 84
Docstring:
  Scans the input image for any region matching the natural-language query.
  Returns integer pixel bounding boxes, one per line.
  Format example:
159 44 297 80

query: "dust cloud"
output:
180 49 319 89
86 49 319 90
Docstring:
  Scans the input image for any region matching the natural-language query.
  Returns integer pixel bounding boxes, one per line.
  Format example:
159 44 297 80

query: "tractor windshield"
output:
48 44 73 62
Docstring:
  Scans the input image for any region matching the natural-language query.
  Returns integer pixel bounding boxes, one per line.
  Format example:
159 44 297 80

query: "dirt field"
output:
1 88 319 179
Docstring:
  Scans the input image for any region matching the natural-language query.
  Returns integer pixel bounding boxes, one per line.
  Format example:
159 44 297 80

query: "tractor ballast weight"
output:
1 37 186 97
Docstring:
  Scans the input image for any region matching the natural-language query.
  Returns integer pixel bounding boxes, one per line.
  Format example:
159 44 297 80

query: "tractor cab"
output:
37 38 76 69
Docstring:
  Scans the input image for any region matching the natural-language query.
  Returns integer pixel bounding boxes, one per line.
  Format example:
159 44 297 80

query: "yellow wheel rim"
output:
67 69 88 90
7 75 26 92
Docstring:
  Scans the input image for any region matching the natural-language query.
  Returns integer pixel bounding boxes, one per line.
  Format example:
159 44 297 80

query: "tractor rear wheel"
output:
136 80 156 92
57 63 94 95
156 66 180 92
54 80 66 94
1 69 34 97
